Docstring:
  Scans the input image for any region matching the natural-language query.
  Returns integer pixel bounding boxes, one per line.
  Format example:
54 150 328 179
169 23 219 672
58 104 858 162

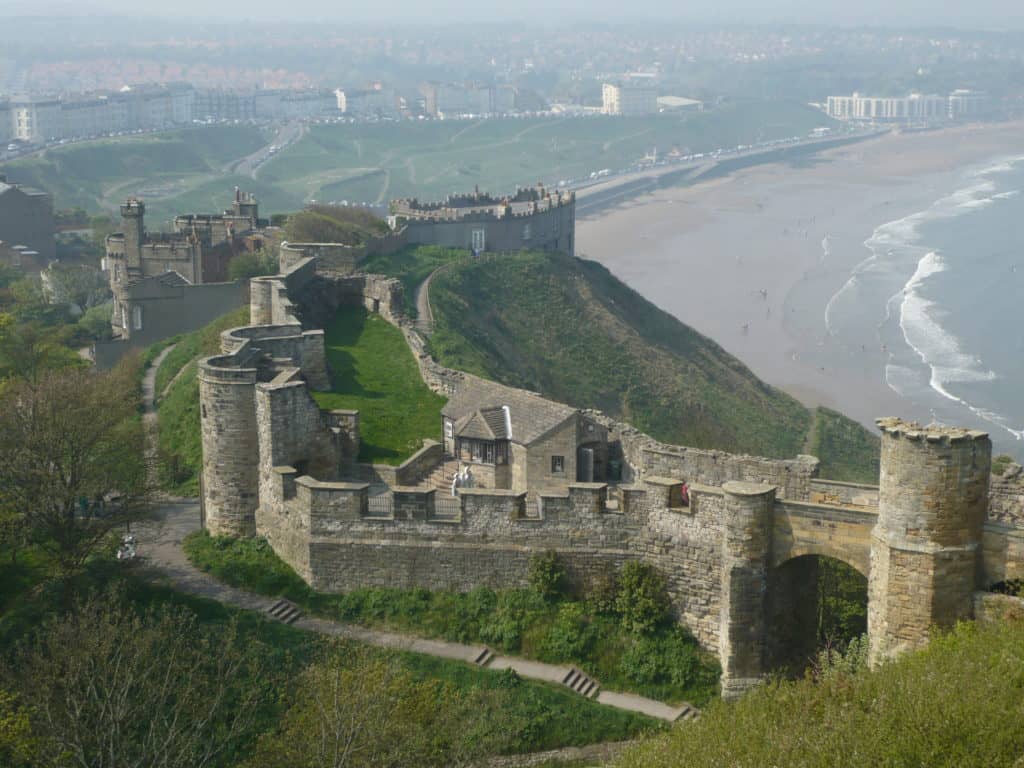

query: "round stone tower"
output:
198 357 260 537
719 481 776 699
868 418 991 665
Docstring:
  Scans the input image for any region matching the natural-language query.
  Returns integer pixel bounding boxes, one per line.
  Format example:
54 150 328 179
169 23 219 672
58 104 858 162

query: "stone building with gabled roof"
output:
441 377 608 494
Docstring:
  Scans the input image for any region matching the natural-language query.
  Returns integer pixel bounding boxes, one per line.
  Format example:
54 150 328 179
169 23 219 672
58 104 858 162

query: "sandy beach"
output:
577 122 1024 434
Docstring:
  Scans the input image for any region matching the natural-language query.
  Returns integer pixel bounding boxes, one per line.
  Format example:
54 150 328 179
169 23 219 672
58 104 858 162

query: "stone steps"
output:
266 598 302 625
675 704 700 722
473 646 495 667
562 667 600 699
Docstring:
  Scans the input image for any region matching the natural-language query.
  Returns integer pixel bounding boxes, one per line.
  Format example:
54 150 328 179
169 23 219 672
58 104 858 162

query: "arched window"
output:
131 305 143 331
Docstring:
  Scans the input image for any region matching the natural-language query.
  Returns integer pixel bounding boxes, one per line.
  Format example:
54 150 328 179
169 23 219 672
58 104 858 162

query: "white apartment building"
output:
826 90 988 123
602 80 658 116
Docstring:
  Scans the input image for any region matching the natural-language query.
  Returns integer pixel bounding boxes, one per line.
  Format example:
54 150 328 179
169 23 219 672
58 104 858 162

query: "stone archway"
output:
765 554 868 677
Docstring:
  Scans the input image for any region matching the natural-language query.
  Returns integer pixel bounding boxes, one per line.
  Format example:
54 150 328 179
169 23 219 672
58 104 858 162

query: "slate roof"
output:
442 378 577 446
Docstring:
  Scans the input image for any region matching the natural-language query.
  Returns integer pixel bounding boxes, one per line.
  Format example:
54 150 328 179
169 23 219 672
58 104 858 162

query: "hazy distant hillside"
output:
424 249 879 476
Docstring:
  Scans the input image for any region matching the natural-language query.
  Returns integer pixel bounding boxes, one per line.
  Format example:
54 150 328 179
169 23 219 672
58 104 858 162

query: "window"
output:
551 455 565 474
131 305 143 331
522 223 531 241
471 228 486 253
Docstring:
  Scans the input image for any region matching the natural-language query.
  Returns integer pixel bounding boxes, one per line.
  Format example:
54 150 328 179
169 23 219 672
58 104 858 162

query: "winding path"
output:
414 262 456 336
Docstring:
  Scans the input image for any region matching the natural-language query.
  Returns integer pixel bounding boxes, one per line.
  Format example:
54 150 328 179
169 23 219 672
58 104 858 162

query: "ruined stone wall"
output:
988 464 1024 526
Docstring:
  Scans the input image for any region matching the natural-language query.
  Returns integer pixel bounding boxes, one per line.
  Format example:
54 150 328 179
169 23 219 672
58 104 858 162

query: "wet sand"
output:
577 122 1024 431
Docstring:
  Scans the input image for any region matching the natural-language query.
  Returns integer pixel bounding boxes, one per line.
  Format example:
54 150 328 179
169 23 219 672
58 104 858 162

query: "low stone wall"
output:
810 479 879 508
973 591 1024 623
989 464 1024 525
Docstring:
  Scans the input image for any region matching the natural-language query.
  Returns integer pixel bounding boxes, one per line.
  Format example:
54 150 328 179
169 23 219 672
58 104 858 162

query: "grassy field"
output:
0 125 269 217
312 305 447 465
259 102 834 206
184 530 721 706
2 102 833 223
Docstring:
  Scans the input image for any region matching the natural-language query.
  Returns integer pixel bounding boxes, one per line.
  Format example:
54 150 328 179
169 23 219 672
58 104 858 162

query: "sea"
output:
824 155 1024 459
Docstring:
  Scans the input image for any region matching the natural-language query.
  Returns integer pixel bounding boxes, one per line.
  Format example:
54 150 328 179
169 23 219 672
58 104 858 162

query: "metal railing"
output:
366 493 393 518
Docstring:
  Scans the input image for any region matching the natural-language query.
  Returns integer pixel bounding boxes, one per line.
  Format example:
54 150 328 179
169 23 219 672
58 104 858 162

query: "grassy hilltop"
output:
366 246 880 478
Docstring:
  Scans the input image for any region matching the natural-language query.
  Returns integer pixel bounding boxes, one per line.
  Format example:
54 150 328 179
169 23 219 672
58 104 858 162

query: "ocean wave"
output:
897 252 1024 440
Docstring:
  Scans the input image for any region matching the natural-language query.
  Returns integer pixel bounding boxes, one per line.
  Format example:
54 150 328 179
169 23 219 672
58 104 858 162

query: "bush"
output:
615 562 671 635
618 630 717 691
227 250 279 281
77 302 113 340
992 454 1015 476
585 568 619 616
528 550 566 602
479 589 547 652
540 603 596 662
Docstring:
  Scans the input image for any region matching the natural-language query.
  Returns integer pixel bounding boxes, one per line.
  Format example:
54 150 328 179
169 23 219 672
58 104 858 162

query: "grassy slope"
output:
154 307 249 495
0 547 658 763
312 306 447 465
0 125 268 214
259 102 834 205
616 618 1024 768
428 251 812 459
360 245 466 317
184 530 720 706
806 407 881 484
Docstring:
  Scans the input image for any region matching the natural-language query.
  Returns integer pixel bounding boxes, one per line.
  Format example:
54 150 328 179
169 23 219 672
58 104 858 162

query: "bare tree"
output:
0 361 152 576
4 592 263 768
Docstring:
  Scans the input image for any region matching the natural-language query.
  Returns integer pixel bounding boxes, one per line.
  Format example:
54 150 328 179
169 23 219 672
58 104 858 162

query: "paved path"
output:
414 262 454 336
142 345 176 489
135 503 696 723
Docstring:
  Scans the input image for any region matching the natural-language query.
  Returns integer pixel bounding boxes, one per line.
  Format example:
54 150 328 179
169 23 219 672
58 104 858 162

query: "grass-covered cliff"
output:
418 249 879 476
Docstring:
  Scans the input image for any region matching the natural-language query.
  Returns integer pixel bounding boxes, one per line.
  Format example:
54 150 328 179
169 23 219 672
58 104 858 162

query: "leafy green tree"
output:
0 689 37 768
77 302 113 340
0 362 149 576
0 316 84 388
4 593 263 768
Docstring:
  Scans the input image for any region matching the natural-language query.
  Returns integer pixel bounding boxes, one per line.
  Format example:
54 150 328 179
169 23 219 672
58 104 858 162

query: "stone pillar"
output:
199 360 260 537
868 418 991 665
719 481 776 699
250 277 274 325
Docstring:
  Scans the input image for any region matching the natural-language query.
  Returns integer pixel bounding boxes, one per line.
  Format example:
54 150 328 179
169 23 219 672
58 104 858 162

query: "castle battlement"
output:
198 245 1024 698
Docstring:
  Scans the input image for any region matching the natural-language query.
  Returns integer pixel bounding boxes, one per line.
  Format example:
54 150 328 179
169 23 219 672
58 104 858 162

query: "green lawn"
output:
184 530 721 706
806 407 881 484
312 305 447 465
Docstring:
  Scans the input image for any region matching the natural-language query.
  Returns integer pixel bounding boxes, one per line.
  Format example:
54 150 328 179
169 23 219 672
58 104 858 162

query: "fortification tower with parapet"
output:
718 481 776 699
868 418 992 664
198 352 261 537
119 198 145 268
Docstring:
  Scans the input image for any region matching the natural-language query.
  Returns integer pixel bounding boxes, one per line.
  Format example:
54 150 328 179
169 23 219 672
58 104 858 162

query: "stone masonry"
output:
198 251 1024 697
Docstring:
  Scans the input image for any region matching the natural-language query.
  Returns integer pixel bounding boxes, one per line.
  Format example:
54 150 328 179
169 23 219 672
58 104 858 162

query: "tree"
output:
615 561 671 635
0 316 84 389
0 689 37 768
246 642 517 768
0 361 150 576
4 593 263 768
228 249 279 281
42 262 108 310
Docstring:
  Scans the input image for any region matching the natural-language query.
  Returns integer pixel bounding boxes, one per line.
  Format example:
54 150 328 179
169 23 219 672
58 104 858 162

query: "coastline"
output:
576 121 1024 445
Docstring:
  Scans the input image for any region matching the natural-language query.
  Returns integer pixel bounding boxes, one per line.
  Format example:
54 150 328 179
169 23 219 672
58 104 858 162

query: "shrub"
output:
992 454 1015 476
539 603 596 662
811 633 869 681
615 562 671 635
479 589 547 651
528 550 567 602
618 630 713 690
585 568 619 616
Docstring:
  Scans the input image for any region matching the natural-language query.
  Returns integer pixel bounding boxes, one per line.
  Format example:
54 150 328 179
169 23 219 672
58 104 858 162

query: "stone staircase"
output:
416 454 459 496
266 598 303 625
674 703 700 722
561 667 600 699
473 646 495 667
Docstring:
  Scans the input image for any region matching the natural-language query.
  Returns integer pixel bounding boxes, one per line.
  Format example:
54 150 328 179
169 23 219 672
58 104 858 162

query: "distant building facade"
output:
419 81 518 117
100 189 266 359
826 90 991 123
602 78 658 116
0 172 55 259
389 184 575 256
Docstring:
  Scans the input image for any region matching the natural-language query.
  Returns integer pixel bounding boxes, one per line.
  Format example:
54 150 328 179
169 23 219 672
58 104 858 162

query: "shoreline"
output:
577 121 1024 446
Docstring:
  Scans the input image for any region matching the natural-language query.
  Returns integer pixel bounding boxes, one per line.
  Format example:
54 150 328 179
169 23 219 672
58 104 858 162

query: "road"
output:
223 120 307 178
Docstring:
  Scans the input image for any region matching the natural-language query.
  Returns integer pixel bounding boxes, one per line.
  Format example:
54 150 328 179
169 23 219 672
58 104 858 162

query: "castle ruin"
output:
197 232 1024 700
